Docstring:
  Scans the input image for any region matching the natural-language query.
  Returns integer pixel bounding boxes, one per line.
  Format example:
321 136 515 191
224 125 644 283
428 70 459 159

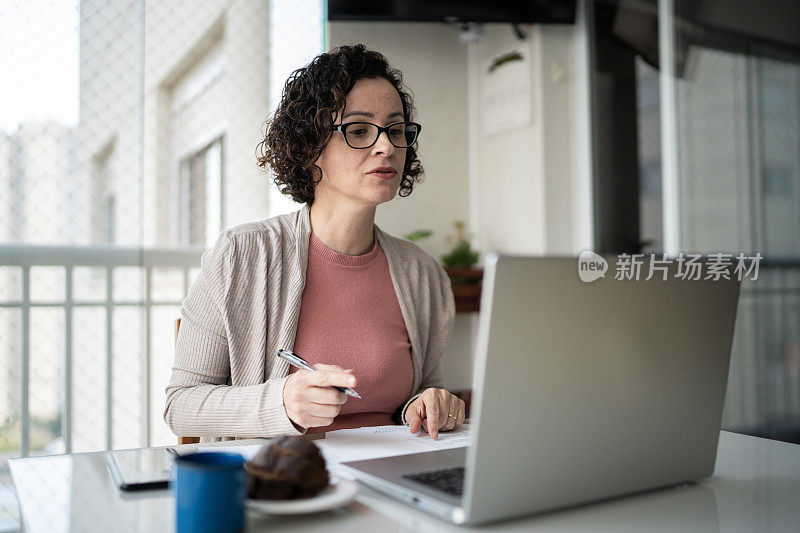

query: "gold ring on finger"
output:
448 413 457 420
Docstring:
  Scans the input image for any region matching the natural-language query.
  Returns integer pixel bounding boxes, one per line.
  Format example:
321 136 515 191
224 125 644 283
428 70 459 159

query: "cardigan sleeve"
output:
399 261 456 425
163 231 302 438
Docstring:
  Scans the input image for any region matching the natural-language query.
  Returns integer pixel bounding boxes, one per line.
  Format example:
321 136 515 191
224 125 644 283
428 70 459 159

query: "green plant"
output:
441 221 479 268
402 229 432 242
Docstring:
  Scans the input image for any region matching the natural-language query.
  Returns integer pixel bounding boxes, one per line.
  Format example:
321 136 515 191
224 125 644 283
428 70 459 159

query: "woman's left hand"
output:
404 388 465 439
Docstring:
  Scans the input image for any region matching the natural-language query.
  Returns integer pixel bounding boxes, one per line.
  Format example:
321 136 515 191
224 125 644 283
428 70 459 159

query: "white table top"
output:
9 431 800 532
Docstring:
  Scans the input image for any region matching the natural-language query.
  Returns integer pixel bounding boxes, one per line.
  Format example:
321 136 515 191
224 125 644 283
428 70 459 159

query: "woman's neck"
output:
308 200 376 256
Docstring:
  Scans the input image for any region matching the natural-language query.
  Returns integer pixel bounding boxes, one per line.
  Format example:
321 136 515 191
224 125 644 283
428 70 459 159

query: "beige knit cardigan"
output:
163 204 455 442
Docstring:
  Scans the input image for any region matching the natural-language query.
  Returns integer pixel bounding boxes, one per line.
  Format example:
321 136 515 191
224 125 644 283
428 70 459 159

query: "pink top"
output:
291 231 414 432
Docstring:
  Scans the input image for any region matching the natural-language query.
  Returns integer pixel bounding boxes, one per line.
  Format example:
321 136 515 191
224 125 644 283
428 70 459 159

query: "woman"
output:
164 44 463 443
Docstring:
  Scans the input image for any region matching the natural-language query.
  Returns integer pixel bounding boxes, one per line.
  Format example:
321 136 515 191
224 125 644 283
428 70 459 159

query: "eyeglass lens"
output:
344 122 419 148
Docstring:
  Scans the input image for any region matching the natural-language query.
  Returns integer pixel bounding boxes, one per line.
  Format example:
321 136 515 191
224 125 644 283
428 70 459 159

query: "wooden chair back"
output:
174 317 200 445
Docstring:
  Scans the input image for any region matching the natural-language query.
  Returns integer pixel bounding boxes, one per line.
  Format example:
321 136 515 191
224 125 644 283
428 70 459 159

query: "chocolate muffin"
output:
245 436 329 500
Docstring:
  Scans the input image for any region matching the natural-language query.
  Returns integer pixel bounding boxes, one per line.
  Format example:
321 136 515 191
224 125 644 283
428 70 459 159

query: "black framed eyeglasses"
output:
333 121 421 149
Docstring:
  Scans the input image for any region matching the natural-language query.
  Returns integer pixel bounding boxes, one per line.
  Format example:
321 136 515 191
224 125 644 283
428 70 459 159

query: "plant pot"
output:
444 266 483 313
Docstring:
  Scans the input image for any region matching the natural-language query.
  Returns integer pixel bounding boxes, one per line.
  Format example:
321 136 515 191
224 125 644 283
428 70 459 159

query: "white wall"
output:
474 24 581 256
142 0 273 246
79 0 142 246
222 1 273 230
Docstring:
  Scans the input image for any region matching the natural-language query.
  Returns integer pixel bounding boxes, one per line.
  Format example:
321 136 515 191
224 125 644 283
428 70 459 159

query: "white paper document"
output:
318 423 471 462
317 424 471 480
199 424 471 480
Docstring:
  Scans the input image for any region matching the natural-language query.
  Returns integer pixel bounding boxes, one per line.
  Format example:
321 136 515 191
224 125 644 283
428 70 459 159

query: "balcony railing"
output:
727 257 800 442
1 247 798 454
0 246 798 533
0 244 204 456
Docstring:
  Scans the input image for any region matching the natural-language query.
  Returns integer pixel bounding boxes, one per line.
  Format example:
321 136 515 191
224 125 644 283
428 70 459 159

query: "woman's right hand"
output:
282 363 356 430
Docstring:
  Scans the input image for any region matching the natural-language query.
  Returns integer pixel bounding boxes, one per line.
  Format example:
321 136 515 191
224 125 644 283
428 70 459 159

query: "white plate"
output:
246 478 359 515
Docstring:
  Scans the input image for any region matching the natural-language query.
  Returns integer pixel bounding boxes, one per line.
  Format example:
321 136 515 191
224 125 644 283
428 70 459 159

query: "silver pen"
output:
278 349 361 399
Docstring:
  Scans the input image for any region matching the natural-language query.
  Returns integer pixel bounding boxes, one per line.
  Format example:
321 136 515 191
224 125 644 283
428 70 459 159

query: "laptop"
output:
341 253 741 525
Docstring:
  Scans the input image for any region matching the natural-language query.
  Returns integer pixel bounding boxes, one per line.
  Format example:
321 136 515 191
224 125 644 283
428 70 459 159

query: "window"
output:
590 0 800 442
178 138 223 247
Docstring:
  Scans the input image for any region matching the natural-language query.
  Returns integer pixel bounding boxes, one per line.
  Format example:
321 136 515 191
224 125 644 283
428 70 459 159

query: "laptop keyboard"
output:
403 467 465 496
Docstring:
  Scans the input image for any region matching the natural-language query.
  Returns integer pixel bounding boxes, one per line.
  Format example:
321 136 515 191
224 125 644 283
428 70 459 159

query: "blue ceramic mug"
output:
172 452 247 533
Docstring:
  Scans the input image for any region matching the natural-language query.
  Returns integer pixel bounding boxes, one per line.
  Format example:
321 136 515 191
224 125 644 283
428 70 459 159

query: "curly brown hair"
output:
256 44 424 205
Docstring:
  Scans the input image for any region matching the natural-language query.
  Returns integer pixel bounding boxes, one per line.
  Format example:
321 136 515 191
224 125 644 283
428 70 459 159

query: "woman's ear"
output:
310 163 324 186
